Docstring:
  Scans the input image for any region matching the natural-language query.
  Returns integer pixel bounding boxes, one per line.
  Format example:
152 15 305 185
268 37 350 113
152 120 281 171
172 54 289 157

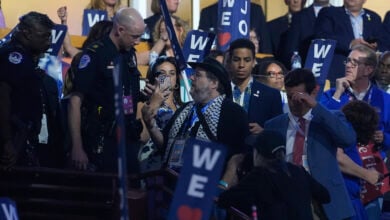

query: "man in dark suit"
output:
226 38 283 134
314 0 386 87
198 2 272 54
384 11 390 50
287 0 331 67
264 68 356 219
267 0 305 67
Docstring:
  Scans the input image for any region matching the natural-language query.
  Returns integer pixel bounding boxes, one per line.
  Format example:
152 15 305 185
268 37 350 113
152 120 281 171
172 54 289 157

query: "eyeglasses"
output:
343 58 366 68
266 71 285 78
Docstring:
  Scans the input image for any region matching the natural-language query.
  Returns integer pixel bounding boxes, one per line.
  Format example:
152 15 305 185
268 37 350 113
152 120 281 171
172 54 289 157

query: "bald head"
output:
110 7 145 51
113 7 144 30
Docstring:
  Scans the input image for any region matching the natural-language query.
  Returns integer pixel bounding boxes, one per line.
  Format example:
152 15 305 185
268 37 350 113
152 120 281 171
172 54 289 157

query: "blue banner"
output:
0 198 19 220
47 24 68 56
112 56 129 220
217 0 250 51
38 54 63 98
183 30 215 63
82 9 108 36
304 39 336 99
38 25 68 98
168 138 226 220
0 27 15 47
159 0 187 71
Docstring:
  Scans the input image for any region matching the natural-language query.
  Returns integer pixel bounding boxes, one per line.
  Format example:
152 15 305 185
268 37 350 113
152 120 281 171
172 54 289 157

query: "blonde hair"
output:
150 0 161 14
153 15 189 47
86 0 122 13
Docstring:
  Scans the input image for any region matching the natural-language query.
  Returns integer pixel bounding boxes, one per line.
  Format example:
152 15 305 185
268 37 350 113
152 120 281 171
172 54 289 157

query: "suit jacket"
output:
267 14 289 55
264 104 356 219
384 11 390 50
248 81 283 127
218 164 330 220
267 14 290 67
288 4 318 67
315 6 386 85
198 2 272 53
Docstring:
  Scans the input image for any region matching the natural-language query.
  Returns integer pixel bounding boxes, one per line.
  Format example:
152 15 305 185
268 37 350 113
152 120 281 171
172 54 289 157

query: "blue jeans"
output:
365 197 383 220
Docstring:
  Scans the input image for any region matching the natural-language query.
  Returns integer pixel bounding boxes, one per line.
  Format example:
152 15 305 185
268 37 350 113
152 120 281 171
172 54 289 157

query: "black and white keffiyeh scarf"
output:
168 95 225 140
163 95 225 162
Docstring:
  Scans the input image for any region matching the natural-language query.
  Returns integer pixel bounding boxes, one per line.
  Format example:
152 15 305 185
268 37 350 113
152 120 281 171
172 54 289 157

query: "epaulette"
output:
86 41 104 53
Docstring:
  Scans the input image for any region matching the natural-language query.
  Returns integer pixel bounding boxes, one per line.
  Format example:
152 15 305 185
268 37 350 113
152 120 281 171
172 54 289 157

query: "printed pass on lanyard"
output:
38 113 48 144
123 95 133 115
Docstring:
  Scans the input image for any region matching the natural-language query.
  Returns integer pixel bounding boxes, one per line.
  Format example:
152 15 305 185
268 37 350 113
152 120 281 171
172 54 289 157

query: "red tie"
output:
293 118 306 165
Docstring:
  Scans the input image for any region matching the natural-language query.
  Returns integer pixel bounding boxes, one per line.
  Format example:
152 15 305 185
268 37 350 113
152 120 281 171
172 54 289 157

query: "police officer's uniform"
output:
73 36 142 173
0 39 64 167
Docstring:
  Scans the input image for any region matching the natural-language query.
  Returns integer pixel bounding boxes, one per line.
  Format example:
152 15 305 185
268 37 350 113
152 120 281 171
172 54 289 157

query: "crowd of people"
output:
1 0 390 219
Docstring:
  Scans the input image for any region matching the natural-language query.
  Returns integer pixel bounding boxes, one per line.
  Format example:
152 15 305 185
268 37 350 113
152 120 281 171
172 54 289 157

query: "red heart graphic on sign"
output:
177 205 203 220
218 32 231 47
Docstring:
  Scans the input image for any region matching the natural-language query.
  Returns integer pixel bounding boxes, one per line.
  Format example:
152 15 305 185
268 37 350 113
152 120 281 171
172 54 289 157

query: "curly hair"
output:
18 11 54 31
342 100 379 145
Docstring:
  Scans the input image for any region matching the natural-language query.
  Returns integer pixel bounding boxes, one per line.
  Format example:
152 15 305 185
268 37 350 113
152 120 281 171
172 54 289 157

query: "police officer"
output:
0 12 63 169
68 8 145 173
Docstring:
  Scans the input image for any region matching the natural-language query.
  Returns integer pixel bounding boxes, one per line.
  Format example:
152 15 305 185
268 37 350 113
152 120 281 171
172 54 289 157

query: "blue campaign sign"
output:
304 39 336 99
217 0 250 51
112 56 129 220
38 54 64 98
159 0 187 71
0 198 19 220
0 26 15 47
183 30 215 63
82 9 108 36
47 24 68 56
168 138 226 220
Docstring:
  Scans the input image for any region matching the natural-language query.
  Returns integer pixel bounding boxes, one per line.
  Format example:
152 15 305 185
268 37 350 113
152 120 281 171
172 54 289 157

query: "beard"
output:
190 86 211 104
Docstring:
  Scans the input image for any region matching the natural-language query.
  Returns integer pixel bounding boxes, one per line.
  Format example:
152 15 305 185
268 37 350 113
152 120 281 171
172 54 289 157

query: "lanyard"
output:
178 101 214 137
346 85 373 105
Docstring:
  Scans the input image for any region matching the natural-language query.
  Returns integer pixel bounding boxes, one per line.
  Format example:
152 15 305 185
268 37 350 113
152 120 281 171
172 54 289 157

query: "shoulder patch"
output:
78 54 91 69
8 52 23 64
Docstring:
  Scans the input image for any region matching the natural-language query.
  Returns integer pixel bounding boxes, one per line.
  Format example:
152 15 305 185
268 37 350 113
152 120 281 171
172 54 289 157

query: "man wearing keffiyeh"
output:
142 57 249 171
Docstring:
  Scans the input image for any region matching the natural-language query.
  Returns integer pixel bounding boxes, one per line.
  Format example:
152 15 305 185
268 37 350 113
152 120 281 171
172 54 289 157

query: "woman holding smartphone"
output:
137 56 182 172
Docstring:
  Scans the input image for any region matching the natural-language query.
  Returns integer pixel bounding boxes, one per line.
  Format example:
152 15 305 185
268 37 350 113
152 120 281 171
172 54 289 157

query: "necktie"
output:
293 117 306 165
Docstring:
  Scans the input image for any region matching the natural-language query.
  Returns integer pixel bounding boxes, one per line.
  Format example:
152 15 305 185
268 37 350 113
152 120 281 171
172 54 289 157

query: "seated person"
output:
252 60 288 112
137 15 189 65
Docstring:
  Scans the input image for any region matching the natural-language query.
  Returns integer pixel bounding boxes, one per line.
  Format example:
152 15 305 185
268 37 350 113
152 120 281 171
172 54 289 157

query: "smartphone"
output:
158 74 171 91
